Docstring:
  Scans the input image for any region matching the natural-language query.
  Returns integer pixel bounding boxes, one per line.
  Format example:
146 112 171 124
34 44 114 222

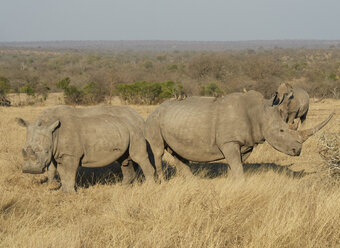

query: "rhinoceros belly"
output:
79 121 129 168
160 102 223 162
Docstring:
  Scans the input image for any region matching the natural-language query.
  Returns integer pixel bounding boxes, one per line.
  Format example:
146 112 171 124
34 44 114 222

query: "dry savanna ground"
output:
0 96 339 248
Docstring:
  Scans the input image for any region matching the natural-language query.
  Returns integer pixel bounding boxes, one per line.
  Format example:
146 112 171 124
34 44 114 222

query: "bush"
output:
159 81 184 99
64 85 83 104
56 78 80 104
56 78 105 105
82 82 104 104
20 83 35 96
200 83 223 97
56 77 71 90
143 61 153 69
116 81 185 104
0 76 10 94
328 73 339 81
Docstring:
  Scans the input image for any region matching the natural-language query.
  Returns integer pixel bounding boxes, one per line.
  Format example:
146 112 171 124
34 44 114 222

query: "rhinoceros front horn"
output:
298 112 334 143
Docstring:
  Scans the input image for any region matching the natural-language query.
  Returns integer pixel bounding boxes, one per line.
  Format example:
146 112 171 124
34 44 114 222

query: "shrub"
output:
143 61 153 69
64 85 83 104
116 81 185 104
168 64 178 71
82 82 104 104
20 83 35 96
200 83 223 97
56 78 83 104
0 76 10 94
159 81 184 99
56 77 71 90
328 73 339 81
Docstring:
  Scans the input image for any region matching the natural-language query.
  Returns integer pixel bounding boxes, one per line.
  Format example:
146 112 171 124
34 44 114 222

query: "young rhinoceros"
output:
16 113 155 192
273 83 309 130
145 90 333 181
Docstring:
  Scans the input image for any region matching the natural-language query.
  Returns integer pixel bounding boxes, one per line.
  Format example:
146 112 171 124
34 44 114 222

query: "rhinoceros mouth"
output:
22 164 46 174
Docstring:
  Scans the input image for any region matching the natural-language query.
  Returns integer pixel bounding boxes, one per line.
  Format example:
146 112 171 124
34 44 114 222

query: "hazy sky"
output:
1 0 339 42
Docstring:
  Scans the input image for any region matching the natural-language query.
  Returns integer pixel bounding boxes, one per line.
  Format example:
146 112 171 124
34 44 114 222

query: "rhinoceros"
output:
16 106 155 192
274 83 309 130
144 90 333 180
38 105 147 185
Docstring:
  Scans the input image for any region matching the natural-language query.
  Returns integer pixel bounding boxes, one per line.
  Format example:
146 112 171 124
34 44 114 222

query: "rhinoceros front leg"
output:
121 160 136 185
220 142 244 180
287 112 297 125
166 147 193 178
47 162 59 184
39 162 58 184
57 156 79 193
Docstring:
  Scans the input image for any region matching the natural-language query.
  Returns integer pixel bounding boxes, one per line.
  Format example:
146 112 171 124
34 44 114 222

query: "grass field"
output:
0 97 339 247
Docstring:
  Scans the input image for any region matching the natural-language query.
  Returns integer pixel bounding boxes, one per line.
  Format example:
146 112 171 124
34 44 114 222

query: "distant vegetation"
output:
116 81 184 104
0 46 339 104
56 77 104 104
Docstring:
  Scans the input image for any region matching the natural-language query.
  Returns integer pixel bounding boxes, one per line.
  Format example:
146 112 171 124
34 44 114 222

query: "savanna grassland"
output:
0 95 339 247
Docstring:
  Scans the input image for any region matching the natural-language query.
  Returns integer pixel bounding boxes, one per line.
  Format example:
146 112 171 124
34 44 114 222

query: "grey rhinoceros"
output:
144 90 333 180
16 105 155 192
273 83 309 130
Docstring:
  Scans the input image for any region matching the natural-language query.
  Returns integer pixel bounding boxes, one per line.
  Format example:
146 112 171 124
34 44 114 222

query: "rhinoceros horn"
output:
298 112 334 143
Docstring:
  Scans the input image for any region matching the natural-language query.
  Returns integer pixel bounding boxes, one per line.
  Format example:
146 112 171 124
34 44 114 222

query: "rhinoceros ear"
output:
287 91 294 100
16 118 28 127
284 83 293 93
48 120 60 132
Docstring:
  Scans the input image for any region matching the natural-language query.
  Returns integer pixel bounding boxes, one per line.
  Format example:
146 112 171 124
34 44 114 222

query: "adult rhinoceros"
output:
274 83 309 130
16 105 155 192
144 90 333 180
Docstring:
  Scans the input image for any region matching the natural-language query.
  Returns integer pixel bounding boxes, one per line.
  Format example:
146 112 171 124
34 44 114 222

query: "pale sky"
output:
0 0 339 42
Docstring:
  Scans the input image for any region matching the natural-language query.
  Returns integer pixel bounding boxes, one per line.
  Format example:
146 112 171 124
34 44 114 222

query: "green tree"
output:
20 83 35 96
0 76 10 94
200 83 223 97
56 77 71 90
82 82 103 104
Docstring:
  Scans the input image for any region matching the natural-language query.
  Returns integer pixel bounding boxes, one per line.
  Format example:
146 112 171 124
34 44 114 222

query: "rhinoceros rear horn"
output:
298 112 334 143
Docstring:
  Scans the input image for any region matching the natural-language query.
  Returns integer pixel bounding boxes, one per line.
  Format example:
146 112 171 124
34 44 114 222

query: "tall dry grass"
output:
0 99 339 247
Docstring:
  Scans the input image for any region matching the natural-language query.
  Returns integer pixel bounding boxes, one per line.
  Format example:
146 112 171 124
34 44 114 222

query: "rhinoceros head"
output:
16 118 60 174
262 102 333 156
273 83 293 105
272 83 294 122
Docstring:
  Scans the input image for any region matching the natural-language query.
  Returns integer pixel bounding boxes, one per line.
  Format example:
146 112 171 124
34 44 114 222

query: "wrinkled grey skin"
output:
145 90 333 180
44 105 147 185
17 105 155 192
274 83 309 130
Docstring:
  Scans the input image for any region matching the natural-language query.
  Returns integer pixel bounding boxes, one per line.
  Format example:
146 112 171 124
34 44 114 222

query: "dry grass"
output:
0 98 339 247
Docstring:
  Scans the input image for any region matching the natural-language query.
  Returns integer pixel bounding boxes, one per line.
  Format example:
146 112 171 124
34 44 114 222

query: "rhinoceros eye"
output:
280 129 284 133
34 147 41 153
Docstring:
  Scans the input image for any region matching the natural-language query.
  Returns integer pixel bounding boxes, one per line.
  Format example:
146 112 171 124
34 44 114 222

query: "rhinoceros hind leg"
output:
220 142 244 180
